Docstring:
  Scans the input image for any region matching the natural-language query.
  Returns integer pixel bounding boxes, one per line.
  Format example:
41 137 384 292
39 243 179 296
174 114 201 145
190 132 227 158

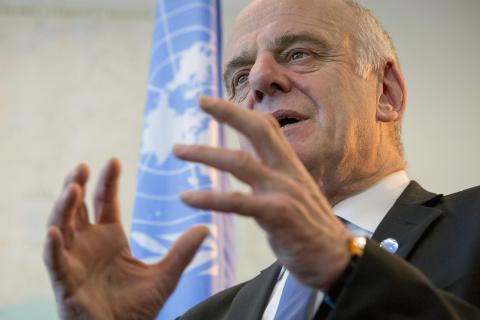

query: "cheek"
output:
314 76 376 139
309 88 345 142
235 91 254 110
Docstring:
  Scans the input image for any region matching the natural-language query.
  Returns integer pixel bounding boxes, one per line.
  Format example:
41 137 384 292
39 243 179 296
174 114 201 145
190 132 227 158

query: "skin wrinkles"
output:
224 32 344 98
226 30 352 116
43 1 408 317
225 0 405 204
229 5 346 65
224 0 347 68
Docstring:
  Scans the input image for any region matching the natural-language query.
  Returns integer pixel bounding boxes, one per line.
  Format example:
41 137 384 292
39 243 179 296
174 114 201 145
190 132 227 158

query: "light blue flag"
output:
130 0 235 318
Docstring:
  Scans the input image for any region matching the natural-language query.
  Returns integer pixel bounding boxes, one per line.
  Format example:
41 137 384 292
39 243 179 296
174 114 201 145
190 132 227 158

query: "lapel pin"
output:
380 238 399 254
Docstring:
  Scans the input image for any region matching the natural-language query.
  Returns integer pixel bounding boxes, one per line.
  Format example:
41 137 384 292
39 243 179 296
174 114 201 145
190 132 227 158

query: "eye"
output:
232 72 249 88
289 50 310 61
228 71 250 101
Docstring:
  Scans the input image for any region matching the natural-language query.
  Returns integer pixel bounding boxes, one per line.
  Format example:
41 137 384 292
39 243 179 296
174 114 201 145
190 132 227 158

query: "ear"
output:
377 62 407 123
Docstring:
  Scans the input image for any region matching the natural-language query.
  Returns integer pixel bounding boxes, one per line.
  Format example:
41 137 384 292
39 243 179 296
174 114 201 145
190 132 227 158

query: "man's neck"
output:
320 159 407 206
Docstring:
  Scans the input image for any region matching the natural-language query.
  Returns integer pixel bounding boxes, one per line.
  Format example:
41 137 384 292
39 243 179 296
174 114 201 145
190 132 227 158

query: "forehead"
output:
225 0 353 62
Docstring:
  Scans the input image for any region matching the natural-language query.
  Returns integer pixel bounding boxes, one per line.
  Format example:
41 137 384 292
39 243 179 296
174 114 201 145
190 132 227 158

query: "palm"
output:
59 224 163 319
44 160 208 320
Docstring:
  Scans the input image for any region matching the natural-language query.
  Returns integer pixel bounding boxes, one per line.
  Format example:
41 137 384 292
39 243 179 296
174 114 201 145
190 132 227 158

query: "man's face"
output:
224 0 382 189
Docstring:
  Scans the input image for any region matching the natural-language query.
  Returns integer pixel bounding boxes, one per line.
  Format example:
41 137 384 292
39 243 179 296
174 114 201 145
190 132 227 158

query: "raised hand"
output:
43 159 208 320
174 96 352 291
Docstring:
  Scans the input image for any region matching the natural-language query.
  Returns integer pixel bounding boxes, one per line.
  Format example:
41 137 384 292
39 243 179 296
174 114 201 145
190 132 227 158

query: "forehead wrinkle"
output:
227 6 346 60
223 31 336 85
224 0 355 87
273 32 333 53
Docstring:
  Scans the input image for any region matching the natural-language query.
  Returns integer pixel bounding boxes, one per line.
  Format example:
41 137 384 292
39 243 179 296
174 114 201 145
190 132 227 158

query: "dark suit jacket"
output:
179 181 480 319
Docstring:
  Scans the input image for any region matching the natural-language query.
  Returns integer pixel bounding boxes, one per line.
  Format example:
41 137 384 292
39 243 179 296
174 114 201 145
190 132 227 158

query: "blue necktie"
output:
274 218 372 319
273 272 315 320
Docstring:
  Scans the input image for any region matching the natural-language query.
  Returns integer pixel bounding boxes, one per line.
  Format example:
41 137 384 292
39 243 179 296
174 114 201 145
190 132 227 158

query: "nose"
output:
249 54 292 103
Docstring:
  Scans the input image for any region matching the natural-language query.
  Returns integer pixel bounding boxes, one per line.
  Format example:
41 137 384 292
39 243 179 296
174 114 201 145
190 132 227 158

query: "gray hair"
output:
343 0 404 155
343 0 399 78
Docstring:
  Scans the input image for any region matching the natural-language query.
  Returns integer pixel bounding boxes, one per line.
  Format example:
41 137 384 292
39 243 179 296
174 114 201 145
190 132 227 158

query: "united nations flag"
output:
130 0 235 318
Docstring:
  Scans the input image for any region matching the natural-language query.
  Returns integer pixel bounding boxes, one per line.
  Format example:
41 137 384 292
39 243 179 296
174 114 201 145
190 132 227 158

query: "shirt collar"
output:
333 170 410 234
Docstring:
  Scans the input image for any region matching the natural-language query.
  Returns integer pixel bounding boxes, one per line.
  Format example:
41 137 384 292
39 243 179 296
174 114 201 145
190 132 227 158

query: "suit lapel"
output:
372 181 443 259
226 262 282 320
224 182 442 319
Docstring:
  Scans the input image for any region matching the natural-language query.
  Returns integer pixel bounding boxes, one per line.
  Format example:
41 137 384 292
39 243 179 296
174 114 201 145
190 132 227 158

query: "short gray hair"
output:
343 0 398 78
343 0 404 155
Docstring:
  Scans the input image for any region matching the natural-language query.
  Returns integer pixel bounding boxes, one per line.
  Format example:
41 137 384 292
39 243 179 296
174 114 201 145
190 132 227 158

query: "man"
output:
44 0 480 319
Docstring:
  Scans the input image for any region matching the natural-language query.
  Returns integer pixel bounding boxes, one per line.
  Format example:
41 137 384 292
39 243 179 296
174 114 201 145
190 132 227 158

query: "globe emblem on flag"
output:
131 3 234 318
132 40 219 260
140 41 215 183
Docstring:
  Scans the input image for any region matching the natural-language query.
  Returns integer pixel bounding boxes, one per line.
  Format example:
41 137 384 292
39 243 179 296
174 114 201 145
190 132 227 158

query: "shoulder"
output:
438 185 480 218
431 185 480 238
404 180 480 215
443 185 480 208
398 181 480 236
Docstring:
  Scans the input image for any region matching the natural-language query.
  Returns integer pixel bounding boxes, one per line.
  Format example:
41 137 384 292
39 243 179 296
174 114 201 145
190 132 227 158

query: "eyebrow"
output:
273 32 331 53
223 32 331 86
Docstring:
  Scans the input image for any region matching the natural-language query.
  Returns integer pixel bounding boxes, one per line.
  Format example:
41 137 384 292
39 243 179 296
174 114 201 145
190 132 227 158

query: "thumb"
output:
154 225 209 296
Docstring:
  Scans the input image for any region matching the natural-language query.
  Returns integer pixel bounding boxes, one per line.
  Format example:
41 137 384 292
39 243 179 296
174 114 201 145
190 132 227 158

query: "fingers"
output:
43 226 69 282
49 158 121 233
181 190 262 216
154 225 209 296
49 183 82 238
181 191 301 233
62 163 89 190
93 158 122 224
198 96 295 169
63 164 90 230
173 144 277 190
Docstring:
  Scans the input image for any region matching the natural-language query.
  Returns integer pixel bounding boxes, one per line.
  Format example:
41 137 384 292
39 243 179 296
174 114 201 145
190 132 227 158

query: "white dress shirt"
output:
262 170 410 320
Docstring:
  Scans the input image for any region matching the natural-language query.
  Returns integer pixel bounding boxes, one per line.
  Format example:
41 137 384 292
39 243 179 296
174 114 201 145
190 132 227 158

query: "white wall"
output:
0 2 154 317
359 0 480 193
0 0 479 318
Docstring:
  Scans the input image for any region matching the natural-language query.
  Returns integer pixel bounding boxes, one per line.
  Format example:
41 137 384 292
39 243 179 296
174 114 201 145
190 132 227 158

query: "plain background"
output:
0 0 479 318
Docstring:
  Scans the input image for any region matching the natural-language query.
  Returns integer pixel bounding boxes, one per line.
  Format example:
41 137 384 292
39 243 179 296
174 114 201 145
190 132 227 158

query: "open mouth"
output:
278 117 301 127
272 110 308 128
